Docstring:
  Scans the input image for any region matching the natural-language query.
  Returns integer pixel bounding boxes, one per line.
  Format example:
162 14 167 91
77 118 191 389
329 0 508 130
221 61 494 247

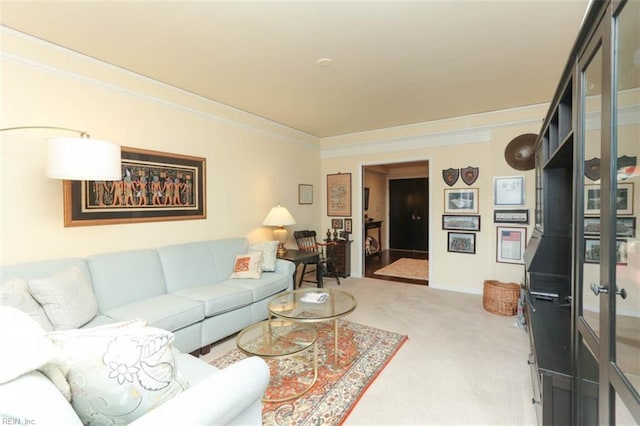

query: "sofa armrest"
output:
130 356 269 426
274 259 295 290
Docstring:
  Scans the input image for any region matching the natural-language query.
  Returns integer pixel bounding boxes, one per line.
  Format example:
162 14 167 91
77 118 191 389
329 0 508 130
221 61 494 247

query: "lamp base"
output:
273 227 289 257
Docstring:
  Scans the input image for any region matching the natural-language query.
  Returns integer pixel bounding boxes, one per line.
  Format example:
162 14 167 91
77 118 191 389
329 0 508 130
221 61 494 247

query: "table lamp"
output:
262 205 296 256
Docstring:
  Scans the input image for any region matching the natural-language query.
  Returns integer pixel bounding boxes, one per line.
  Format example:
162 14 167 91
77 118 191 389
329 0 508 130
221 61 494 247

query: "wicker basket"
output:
482 280 521 316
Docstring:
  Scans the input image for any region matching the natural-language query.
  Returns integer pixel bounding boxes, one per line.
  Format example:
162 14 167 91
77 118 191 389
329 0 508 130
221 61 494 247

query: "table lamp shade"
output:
263 205 296 255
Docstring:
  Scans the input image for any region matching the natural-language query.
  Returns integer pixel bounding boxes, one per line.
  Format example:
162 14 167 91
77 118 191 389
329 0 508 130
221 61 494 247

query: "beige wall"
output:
321 106 548 294
0 29 321 264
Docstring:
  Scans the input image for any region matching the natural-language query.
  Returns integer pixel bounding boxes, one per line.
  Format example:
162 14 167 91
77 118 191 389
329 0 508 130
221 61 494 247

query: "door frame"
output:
359 157 431 278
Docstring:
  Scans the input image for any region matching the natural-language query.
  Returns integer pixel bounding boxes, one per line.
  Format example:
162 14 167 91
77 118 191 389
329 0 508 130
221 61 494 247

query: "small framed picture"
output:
493 209 529 224
444 188 479 214
344 218 353 233
584 217 601 236
447 232 476 254
585 238 629 265
442 215 481 231
298 184 313 205
617 217 636 237
496 226 527 264
494 176 525 206
331 218 343 229
585 182 634 215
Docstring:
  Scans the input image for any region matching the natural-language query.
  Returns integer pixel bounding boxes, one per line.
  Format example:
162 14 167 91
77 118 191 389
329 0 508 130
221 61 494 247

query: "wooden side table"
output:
277 249 323 288
327 240 352 278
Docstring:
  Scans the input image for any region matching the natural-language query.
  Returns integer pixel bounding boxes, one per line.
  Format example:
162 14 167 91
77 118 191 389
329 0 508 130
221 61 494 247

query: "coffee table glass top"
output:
268 288 357 322
236 318 316 358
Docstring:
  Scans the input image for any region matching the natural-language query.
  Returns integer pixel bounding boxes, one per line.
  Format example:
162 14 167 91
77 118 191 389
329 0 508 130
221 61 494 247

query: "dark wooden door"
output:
389 178 428 251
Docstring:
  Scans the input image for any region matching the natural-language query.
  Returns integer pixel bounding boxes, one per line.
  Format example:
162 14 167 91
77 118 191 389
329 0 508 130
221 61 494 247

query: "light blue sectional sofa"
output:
1 237 295 354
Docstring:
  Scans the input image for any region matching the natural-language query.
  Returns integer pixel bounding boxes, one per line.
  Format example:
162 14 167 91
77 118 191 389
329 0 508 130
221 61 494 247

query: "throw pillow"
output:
0 278 53 331
0 306 55 384
47 325 188 425
248 241 279 271
229 252 263 279
28 266 98 330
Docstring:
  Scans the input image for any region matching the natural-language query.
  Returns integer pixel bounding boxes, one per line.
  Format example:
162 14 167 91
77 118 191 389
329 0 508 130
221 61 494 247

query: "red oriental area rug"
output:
210 320 408 425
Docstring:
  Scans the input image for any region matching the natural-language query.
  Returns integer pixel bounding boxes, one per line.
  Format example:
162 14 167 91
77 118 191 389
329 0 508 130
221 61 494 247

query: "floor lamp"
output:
0 126 122 181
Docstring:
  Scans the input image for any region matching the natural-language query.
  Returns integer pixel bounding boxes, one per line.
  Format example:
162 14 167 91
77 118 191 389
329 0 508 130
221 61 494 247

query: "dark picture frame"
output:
63 146 206 227
584 216 636 237
331 218 343 229
447 232 476 254
344 218 353 233
327 173 352 217
493 209 529 224
442 215 481 231
585 238 628 265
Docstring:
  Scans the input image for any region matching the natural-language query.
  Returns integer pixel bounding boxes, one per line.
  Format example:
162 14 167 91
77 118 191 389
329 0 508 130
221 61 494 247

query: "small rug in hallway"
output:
374 258 428 280
210 320 408 426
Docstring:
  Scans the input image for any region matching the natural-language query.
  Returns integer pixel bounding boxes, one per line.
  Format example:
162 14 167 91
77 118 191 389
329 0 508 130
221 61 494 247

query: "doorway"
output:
362 160 429 285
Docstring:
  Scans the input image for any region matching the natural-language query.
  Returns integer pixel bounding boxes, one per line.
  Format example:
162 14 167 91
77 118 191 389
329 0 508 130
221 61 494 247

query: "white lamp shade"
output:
46 137 122 181
262 205 296 227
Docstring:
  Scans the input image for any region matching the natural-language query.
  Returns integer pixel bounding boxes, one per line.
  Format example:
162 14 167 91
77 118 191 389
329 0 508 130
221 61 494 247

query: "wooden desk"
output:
277 249 323 288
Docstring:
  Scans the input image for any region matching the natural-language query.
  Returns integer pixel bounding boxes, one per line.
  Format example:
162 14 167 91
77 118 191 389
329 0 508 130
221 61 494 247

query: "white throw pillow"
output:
248 241 279 271
47 325 187 425
0 306 55 384
28 266 98 330
0 278 53 331
229 252 263 279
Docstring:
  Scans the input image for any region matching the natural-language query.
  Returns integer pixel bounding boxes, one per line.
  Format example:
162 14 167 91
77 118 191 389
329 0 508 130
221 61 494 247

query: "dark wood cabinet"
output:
328 239 351 278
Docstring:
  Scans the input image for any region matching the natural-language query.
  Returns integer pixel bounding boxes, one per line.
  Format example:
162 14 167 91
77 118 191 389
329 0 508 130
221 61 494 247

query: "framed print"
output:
442 215 481 232
585 238 628 265
364 187 370 211
493 209 529 224
496 226 527 264
344 218 353 233
63 146 206 227
447 232 476 254
327 173 352 217
494 176 525 206
298 184 313 205
331 218 343 229
585 183 634 215
584 217 636 237
444 188 479 214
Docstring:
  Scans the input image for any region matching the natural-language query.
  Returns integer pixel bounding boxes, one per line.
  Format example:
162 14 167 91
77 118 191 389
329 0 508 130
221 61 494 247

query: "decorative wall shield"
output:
461 166 479 186
617 155 637 180
442 168 459 187
584 157 601 181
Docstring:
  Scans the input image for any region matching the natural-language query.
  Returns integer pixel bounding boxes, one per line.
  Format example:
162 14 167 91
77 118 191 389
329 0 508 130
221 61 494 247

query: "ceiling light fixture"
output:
317 58 333 67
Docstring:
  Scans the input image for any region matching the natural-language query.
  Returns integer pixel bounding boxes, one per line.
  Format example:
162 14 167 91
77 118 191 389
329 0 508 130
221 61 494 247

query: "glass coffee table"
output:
236 318 318 402
268 288 357 367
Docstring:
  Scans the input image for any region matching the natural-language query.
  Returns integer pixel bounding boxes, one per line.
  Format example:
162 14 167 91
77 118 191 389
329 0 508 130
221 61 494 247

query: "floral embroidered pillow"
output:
229 252 263 279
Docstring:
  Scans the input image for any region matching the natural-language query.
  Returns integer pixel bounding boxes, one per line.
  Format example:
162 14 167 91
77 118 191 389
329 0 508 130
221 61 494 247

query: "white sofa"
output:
0 237 294 424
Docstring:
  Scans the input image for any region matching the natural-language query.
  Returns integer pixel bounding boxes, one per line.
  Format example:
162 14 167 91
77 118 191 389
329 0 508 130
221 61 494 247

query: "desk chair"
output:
293 230 341 288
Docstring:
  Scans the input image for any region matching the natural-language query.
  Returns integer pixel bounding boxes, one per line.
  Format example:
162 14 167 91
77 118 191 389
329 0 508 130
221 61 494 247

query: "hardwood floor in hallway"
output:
364 249 428 285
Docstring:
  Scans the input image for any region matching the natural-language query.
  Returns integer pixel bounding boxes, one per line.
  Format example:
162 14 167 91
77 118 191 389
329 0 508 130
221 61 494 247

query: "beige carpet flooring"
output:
374 258 429 281
201 277 537 425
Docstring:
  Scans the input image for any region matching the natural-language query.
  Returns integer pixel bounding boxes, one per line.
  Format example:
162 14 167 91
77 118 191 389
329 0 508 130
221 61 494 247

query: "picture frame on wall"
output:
493 209 529 224
585 238 628 265
442 215 481 232
63 146 206 227
327 173 352 217
584 217 636 237
493 176 525 206
331 218 343 229
496 226 527 264
298 184 313 205
444 188 479 214
447 232 476 254
584 183 634 216
344 218 353 233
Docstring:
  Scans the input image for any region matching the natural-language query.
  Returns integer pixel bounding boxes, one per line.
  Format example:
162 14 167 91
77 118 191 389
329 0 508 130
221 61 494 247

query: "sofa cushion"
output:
157 241 222 291
47 324 188 425
175 284 253 317
28 266 98 330
229 253 263 279
0 278 53 331
104 294 204 332
224 272 289 302
0 307 55 384
248 241 279 272
87 250 168 313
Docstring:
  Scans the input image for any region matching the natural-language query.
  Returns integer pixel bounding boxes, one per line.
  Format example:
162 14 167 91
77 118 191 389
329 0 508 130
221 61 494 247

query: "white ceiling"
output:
0 1 590 138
